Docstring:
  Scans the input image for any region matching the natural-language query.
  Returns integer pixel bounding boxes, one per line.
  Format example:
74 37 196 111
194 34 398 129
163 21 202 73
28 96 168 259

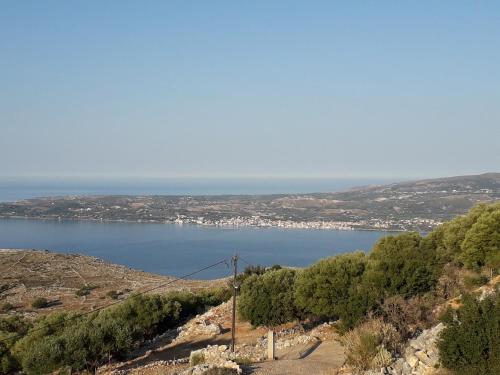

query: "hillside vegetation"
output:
0 202 498 374
238 202 500 374
0 289 230 374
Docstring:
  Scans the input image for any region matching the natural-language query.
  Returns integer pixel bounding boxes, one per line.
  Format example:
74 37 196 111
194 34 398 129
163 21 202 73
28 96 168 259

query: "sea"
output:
0 177 399 279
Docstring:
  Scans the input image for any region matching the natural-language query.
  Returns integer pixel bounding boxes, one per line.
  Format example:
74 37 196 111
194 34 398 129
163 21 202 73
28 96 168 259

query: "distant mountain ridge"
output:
384 172 500 190
0 173 499 231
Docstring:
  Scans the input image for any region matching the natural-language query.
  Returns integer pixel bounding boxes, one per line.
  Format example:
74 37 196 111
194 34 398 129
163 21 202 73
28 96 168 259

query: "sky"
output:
1 1 499 179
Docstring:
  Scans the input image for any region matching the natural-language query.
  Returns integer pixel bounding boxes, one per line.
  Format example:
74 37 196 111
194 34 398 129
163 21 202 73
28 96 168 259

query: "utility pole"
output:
231 253 238 352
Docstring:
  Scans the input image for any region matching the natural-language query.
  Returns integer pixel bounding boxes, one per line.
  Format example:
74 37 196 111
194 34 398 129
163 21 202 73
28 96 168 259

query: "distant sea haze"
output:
0 177 397 202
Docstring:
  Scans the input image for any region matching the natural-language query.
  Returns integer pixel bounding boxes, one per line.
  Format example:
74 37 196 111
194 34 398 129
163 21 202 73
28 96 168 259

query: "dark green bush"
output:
8 289 230 374
460 208 500 271
463 274 490 289
295 252 370 330
0 315 30 374
438 293 500 375
233 265 277 289
106 290 120 300
31 298 49 309
75 285 97 297
428 202 500 272
238 268 298 326
363 232 439 299
165 288 231 318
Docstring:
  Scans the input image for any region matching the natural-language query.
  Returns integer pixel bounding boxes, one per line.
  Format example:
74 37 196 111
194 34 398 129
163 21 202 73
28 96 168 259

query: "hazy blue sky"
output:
1 1 499 179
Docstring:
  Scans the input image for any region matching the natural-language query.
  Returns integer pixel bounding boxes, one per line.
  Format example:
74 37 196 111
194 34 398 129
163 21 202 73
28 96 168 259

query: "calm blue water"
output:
0 177 396 202
0 178 400 278
0 219 394 279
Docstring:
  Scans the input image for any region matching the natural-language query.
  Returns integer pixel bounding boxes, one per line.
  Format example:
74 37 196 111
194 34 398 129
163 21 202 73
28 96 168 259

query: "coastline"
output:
0 215 422 232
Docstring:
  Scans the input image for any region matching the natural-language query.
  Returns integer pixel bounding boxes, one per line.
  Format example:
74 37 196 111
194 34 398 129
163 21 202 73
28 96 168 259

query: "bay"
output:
0 218 395 279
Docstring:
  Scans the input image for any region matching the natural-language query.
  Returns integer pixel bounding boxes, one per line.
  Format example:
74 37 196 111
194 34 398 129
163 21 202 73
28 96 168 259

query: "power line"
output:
0 259 228 345
238 256 254 268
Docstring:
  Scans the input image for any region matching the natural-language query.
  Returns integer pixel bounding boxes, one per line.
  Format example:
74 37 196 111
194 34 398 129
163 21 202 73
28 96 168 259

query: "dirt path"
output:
249 340 345 375
105 298 346 375
110 304 269 373
1 252 28 278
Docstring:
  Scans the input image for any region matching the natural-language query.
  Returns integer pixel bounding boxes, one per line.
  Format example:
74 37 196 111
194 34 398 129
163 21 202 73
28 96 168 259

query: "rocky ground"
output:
0 249 226 315
103 277 500 375
99 299 345 375
362 324 445 375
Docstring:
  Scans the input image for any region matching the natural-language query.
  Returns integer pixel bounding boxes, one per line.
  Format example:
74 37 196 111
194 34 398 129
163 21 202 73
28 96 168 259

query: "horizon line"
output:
0 171 497 181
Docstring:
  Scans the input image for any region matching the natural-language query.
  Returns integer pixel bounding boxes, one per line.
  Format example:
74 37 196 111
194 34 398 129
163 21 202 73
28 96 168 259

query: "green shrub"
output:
238 268 298 327
460 208 500 272
463 274 490 289
165 288 231 318
75 285 97 297
232 265 278 289
10 289 230 374
106 290 120 300
0 315 30 374
363 232 439 299
31 297 49 309
438 293 500 375
295 252 370 330
428 202 500 272
189 352 205 366
195 287 232 308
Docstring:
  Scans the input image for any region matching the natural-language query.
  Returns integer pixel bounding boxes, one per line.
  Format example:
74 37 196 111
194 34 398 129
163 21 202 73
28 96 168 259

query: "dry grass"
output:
0 249 226 315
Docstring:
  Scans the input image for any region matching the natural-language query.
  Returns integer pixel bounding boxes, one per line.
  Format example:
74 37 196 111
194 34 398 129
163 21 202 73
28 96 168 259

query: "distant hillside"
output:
0 249 225 315
0 173 499 231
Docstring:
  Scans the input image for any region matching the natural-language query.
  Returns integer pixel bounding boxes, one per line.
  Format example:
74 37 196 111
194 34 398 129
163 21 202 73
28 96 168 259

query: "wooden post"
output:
231 254 238 352
267 330 275 360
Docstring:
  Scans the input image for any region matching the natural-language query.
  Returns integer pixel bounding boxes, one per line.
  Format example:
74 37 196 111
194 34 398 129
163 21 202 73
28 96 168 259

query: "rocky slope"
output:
0 249 225 315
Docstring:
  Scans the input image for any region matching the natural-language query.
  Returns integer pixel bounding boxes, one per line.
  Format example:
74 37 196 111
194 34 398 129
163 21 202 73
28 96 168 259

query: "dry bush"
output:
381 295 437 339
435 264 462 300
340 318 401 373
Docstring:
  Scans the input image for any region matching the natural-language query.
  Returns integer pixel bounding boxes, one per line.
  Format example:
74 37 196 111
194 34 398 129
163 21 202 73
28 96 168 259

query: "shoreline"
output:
0 215 417 232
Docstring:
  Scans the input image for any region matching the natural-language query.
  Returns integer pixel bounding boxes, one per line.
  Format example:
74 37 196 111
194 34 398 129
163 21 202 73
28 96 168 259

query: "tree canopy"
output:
295 252 369 329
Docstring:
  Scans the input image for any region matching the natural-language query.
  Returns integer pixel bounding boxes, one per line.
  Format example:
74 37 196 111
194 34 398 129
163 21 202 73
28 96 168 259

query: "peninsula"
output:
1 173 499 231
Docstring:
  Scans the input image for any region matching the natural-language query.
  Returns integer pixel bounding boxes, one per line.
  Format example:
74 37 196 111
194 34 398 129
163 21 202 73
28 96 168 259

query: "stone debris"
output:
175 321 222 340
258 322 334 350
185 345 241 374
365 323 445 375
173 301 231 343
101 301 338 374
182 363 236 375
109 358 189 375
